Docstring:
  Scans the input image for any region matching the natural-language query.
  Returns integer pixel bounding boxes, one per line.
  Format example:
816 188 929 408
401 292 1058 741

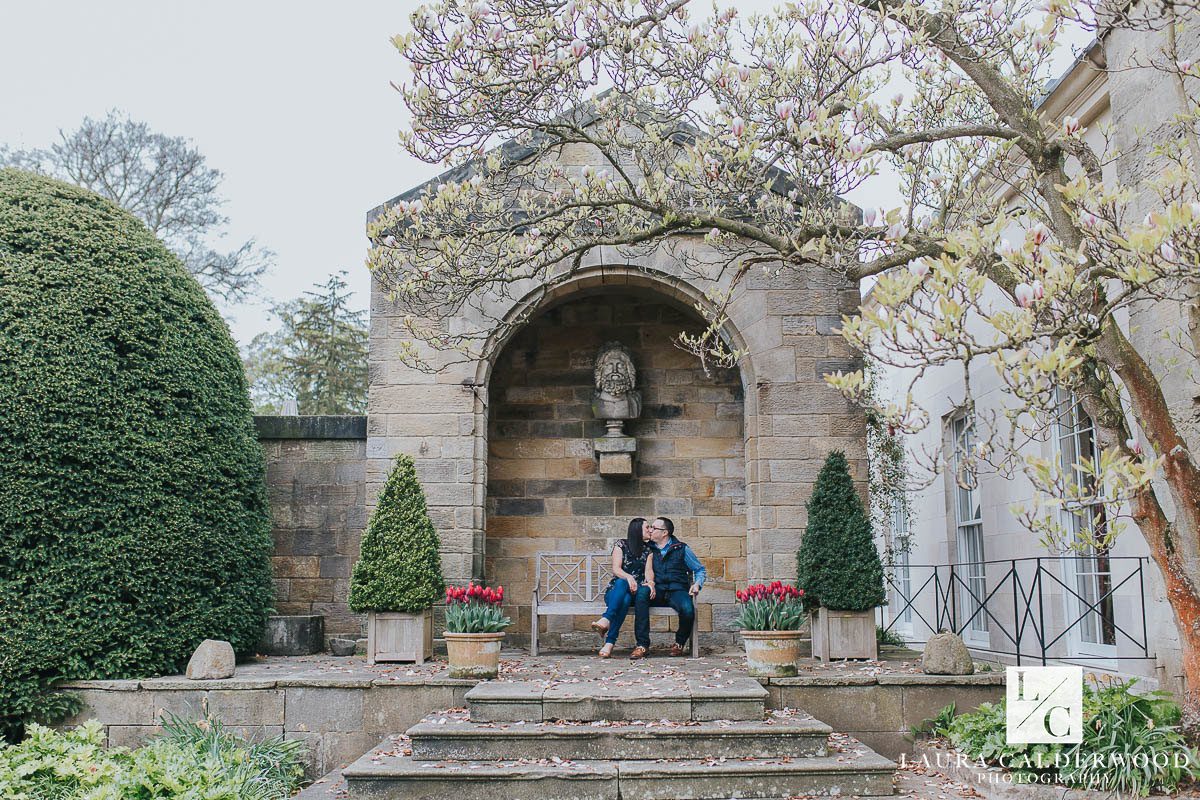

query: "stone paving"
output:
225 649 941 687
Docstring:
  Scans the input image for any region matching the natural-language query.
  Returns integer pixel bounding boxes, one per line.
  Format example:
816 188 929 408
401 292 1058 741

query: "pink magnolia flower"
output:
1029 223 1050 246
730 117 746 138
571 38 587 58
1160 241 1178 261
1126 437 1143 456
909 259 931 278
1061 116 1082 136
1014 282 1036 307
846 136 867 157
737 65 751 82
775 100 795 121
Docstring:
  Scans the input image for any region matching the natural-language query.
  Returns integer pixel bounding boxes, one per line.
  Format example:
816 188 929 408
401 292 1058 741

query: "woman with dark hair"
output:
590 517 655 657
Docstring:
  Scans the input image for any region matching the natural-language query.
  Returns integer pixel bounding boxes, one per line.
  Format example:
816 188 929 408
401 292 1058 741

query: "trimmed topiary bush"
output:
0 169 274 738
349 454 445 613
795 450 886 611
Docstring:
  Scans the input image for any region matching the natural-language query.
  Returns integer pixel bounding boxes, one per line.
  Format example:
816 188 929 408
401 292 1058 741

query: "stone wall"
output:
487 293 745 649
257 416 367 642
60 667 1003 775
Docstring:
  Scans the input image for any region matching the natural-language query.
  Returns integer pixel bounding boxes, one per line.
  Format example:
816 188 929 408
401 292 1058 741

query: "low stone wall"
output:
60 665 1003 775
256 415 367 642
762 672 1006 758
59 673 473 777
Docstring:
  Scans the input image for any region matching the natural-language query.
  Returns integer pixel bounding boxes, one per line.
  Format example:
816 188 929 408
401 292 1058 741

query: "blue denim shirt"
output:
654 537 706 590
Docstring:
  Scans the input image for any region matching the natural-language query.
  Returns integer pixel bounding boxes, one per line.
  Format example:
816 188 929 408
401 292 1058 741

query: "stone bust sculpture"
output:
591 342 641 432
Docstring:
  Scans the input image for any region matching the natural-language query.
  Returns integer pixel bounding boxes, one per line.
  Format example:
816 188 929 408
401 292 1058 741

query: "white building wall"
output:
874 59 1187 690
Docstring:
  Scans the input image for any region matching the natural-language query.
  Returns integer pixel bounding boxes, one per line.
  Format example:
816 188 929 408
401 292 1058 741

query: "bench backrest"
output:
534 551 613 603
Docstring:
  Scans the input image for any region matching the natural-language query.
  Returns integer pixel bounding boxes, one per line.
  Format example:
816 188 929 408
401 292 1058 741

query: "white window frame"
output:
1053 389 1118 660
951 413 989 645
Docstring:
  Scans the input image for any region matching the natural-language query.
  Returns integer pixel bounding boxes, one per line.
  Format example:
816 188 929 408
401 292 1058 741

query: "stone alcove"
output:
366 256 866 647
486 289 746 650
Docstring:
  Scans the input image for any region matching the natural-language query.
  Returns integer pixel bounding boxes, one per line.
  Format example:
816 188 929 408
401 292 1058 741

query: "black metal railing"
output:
877 556 1154 666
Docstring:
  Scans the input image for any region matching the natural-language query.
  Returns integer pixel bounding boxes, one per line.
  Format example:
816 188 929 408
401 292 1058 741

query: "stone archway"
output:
485 286 747 650
365 255 866 646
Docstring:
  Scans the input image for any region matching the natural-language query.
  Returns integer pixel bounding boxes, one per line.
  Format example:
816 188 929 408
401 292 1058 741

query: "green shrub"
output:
0 169 274 738
0 718 305 800
795 451 886 611
877 625 907 647
349 454 445 612
944 679 1199 796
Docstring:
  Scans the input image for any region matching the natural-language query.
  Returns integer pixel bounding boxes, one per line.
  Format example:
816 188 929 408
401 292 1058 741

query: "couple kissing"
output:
589 516 705 659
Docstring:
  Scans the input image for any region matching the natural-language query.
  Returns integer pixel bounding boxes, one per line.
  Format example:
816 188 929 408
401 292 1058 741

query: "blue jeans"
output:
601 579 637 644
633 585 695 648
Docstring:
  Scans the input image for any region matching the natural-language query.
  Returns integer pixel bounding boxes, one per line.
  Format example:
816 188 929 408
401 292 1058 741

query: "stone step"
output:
343 743 896 800
407 711 831 761
344 751 616 800
465 677 766 723
614 752 898 799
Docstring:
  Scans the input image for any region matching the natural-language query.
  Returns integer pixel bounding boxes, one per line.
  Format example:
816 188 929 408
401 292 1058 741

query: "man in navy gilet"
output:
629 517 705 659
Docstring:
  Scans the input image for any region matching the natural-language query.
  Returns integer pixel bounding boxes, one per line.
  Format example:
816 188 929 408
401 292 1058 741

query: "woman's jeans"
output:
601 579 637 644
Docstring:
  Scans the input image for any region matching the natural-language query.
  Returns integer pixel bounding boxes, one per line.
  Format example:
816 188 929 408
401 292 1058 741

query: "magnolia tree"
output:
370 0 1200 685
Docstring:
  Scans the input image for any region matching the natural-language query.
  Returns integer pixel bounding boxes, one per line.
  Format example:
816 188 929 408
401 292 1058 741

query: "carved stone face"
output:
594 344 636 397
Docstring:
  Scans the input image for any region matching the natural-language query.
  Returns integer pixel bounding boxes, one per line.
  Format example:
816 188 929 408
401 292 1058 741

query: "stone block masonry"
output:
58 656 1003 777
257 416 367 644
487 295 746 650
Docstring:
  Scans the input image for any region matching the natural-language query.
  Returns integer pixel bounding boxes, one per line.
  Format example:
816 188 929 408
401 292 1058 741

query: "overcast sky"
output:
2 2 1088 348
1 0 435 346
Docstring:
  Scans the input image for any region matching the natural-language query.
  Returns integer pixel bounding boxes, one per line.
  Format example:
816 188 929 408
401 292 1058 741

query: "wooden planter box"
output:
366 610 433 664
810 608 877 661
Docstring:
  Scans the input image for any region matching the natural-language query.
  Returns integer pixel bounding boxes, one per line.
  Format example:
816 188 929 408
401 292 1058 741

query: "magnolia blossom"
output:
775 99 795 121
1127 438 1144 456
909 258 931 278
737 64 751 82
1161 241 1178 261
846 135 867 157
570 38 586 58
1015 282 1036 307
1029 223 1050 246
1061 116 1082 136
730 116 746 138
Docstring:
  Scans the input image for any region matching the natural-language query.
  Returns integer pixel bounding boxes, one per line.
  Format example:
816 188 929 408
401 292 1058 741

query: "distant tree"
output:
1 110 270 302
244 272 369 415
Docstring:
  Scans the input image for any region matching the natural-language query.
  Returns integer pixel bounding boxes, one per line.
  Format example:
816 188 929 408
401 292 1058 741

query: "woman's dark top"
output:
610 539 647 585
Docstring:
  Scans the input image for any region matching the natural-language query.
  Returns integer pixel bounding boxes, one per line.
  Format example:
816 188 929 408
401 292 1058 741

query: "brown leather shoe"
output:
629 646 648 660
669 642 686 657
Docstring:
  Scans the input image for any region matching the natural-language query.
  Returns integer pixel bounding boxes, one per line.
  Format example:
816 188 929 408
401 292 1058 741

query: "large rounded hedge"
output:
0 169 274 734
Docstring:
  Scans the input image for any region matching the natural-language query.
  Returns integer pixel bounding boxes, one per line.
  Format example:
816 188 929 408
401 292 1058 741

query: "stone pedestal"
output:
259 615 325 656
593 436 636 478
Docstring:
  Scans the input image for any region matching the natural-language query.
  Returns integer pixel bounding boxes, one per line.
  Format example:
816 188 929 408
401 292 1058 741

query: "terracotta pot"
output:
741 629 806 677
444 631 506 678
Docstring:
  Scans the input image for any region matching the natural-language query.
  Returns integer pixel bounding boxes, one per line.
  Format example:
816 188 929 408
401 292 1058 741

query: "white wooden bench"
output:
531 551 700 657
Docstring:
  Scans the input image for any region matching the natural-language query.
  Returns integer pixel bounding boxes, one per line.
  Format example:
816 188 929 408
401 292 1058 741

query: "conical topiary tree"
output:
795 451 886 611
349 455 445 613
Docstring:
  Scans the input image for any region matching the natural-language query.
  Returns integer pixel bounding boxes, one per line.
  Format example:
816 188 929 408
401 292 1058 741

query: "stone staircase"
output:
341 675 897 799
